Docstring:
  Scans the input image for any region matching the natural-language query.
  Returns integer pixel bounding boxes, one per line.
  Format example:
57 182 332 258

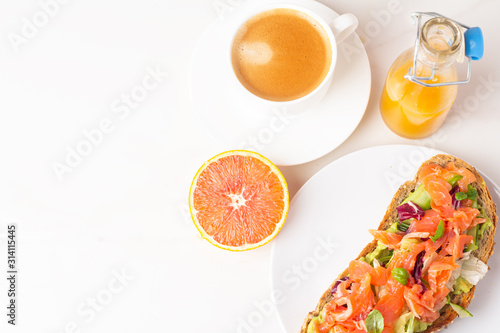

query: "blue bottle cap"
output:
464 27 483 61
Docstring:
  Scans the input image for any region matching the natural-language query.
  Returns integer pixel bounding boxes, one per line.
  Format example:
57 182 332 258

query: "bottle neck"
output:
418 17 462 69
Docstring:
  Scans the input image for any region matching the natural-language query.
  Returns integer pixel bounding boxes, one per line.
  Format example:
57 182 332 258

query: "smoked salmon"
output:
302 156 497 333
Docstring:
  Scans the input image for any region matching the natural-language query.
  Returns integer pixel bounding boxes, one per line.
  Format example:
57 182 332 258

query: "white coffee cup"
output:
228 3 358 115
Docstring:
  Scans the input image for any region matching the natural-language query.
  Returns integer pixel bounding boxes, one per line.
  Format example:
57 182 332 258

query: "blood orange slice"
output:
189 150 289 251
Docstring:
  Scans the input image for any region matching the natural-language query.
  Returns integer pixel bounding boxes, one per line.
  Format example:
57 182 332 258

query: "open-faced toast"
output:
301 154 497 333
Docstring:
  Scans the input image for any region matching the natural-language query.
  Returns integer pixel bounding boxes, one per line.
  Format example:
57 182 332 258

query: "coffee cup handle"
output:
329 13 358 44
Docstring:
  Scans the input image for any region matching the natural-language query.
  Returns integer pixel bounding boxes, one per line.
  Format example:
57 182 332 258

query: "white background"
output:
0 0 499 333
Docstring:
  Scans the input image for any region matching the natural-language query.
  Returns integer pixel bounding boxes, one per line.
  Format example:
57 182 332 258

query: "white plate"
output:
188 0 371 166
270 144 500 333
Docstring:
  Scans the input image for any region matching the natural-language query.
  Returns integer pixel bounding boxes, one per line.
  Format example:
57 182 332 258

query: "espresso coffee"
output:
231 8 332 102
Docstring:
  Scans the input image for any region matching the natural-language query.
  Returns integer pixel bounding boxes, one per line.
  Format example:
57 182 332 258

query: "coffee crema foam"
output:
231 8 332 102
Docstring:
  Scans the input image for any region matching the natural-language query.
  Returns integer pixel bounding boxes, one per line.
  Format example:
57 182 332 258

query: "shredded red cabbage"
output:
331 277 349 295
397 201 425 221
450 186 461 209
413 251 426 292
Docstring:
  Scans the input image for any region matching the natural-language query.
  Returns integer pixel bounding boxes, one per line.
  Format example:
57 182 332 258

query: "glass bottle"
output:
380 17 463 139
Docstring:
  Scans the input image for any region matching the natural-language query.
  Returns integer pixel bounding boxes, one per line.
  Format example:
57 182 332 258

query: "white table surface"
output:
1 0 499 332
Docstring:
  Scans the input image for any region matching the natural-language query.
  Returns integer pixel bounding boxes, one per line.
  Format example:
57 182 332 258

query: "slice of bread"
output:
300 154 497 333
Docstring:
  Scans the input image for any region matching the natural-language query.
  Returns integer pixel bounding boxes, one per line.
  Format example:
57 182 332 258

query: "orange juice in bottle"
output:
380 17 462 139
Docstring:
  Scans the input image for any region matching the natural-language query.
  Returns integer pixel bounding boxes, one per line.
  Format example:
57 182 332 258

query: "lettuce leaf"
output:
460 254 489 285
446 252 488 291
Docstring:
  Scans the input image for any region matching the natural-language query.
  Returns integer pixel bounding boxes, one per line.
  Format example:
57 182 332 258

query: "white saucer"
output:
270 144 500 333
188 0 371 166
